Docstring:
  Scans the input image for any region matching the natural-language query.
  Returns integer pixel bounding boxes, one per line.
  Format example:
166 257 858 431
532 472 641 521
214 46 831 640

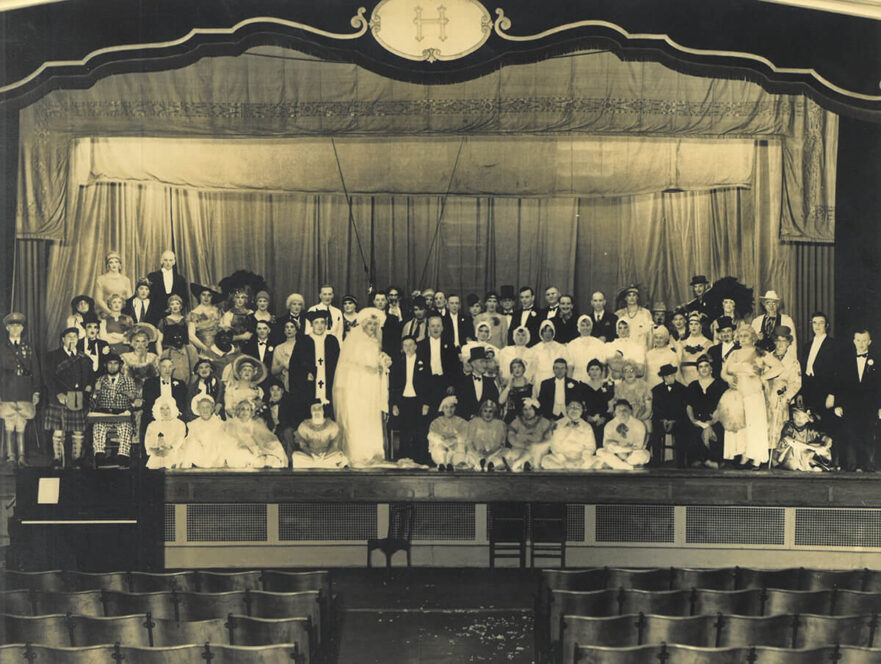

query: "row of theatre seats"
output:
537 567 881 664
0 643 302 664
0 570 333 664
574 643 881 663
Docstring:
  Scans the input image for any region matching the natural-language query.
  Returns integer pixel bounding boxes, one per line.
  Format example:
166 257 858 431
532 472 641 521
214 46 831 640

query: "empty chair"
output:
176 591 249 622
835 591 881 616
663 644 753 664
150 617 228 647
619 589 691 616
542 569 607 593
550 590 619 646
794 614 874 649
573 644 664 664
642 614 718 647
861 571 881 593
32 591 104 617
561 614 639 663
69 614 152 647
838 645 881 664
209 643 306 664
1 571 65 592
64 572 128 592
693 589 764 616
102 591 179 620
716 614 797 648
198 571 262 592
0 644 115 664
751 645 838 664
129 572 198 593
671 567 738 591
606 568 672 591
764 589 834 616
226 615 310 650
738 568 805 591
2 613 73 646
114 644 207 664
804 569 867 592
0 590 34 616
0 644 27 662
260 571 330 595
249 591 322 643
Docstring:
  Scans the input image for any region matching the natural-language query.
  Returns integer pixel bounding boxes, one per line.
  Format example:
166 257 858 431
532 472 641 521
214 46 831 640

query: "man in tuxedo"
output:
289 311 341 418
499 285 516 330
415 314 460 413
829 329 881 471
306 284 344 340
507 286 542 347
400 296 430 343
389 335 430 463
707 317 739 378
455 347 500 420
537 358 582 421
433 290 448 319
443 293 473 351
241 320 275 377
801 311 840 422
589 291 618 342
264 378 299 460
147 251 189 314
373 289 403 356
650 364 691 467
540 286 561 319
124 277 161 326
142 357 187 435
76 315 110 377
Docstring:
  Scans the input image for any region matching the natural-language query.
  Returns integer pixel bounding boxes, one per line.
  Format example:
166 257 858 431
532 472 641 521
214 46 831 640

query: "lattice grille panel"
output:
164 504 175 542
596 505 674 543
567 505 586 542
795 509 881 548
412 503 476 541
279 503 378 541
686 507 784 545
186 504 267 542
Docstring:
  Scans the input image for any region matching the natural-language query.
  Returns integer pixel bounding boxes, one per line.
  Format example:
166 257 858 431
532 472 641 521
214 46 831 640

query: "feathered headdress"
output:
218 270 269 306
704 276 754 319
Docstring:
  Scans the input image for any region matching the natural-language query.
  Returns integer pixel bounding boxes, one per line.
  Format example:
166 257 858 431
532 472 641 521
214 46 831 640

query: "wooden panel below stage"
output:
164 469 881 508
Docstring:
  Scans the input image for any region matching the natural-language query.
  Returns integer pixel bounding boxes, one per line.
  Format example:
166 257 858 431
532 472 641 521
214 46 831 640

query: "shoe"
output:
436 464 445 472
447 464 455 472
16 458 28 467
487 462 495 472
704 460 720 469
523 462 532 472
50 457 63 469
116 454 131 469
690 460 704 468
480 458 486 472
94 452 106 467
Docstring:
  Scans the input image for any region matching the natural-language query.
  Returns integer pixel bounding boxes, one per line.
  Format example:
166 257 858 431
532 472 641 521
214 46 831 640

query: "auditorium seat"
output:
549 589 619 645
716 614 797 648
225 614 311 653
750 646 840 664
804 569 867 592
835 591 881 616
671 567 738 591
572 643 756 664
249 591 322 644
0 643 307 664
149 616 229 647
206 643 305 664
561 614 638 662
0 571 65 592
764 589 834 615
175 591 249 621
737 568 805 591
102 590 179 620
541 569 607 594
0 590 33 615
0 643 116 664
618 588 691 616
260 570 331 595
861 571 881 593
606 567 672 591
65 571 128 592
692 589 764 616
129 571 198 593
198 571 263 592
837 646 881 664
69 614 152 647
2 613 73 646
113 644 207 664
641 613 718 648
793 614 875 649
32 590 103 617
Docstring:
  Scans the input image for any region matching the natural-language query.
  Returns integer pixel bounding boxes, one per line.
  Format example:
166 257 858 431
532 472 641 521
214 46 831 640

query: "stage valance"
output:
74 135 755 197
17 46 836 242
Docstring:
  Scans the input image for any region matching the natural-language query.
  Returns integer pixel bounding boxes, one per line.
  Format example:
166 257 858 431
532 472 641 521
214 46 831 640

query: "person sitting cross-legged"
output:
427 396 469 471
504 397 553 471
773 402 833 472
540 400 597 470
291 399 349 469
595 399 650 470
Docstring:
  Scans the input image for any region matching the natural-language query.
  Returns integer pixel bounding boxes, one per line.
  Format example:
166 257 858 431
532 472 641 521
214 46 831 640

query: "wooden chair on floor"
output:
530 503 567 569
367 502 415 569
488 503 528 569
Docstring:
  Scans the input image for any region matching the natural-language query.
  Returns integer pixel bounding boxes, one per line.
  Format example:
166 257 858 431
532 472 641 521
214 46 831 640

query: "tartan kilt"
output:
44 402 88 432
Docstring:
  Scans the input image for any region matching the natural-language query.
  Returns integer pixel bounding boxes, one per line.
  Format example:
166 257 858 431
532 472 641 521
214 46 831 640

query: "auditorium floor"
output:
332 568 536 663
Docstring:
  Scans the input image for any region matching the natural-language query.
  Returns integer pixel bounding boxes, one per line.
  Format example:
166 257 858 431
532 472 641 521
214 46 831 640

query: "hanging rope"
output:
330 138 371 285
417 136 466 289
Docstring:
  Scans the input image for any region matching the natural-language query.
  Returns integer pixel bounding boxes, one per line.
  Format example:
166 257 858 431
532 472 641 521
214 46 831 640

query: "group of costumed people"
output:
1 251 871 472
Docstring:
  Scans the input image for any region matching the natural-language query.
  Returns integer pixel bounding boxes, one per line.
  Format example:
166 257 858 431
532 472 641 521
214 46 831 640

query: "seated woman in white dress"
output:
530 320 568 388
460 321 500 368
427 396 469 471
222 398 288 469
605 319 647 379
223 355 266 414
541 401 597 470
596 399 651 470
566 316 606 382
144 396 187 470
176 394 228 469
292 399 349 469
463 399 507 471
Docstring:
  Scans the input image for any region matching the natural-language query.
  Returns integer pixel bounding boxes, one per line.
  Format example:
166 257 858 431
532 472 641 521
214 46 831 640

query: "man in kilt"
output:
44 327 94 468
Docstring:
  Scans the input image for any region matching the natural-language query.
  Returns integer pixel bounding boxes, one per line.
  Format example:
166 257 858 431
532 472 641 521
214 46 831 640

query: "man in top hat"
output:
456 346 500 420
90 352 140 467
707 316 739 378
507 286 542 347
124 276 162 326
684 275 712 328
499 285 516 329
589 291 618 342
44 326 94 468
442 293 473 351
77 313 110 377
650 363 691 467
752 289 797 353
537 357 582 421
147 250 189 314
290 310 340 419
0 312 41 465
307 284 344 340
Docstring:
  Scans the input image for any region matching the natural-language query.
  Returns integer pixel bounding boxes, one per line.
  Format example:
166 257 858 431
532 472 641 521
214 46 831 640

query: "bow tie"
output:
473 376 482 382
162 380 170 385
88 340 97 352
858 353 869 358
258 341 267 345
685 344 704 354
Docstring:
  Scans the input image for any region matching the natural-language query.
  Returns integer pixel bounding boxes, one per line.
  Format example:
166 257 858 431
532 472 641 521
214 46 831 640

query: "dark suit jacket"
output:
185 378 225 420
707 342 740 379
799 336 841 409
836 350 881 426
241 338 276 375
264 392 300 433
123 296 162 326
380 315 403 357
550 315 579 344
454 373 500 420
45 348 94 399
273 313 306 345
651 382 689 423
389 353 429 410
589 311 618 342
507 309 543 346
147 270 189 312
537 376 583 420
443 311 474 348
141 376 187 429
289 334 340 404
76 337 111 376
415 336 461 408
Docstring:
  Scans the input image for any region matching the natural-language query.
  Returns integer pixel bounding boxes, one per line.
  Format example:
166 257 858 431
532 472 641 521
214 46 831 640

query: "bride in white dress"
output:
333 307 393 467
